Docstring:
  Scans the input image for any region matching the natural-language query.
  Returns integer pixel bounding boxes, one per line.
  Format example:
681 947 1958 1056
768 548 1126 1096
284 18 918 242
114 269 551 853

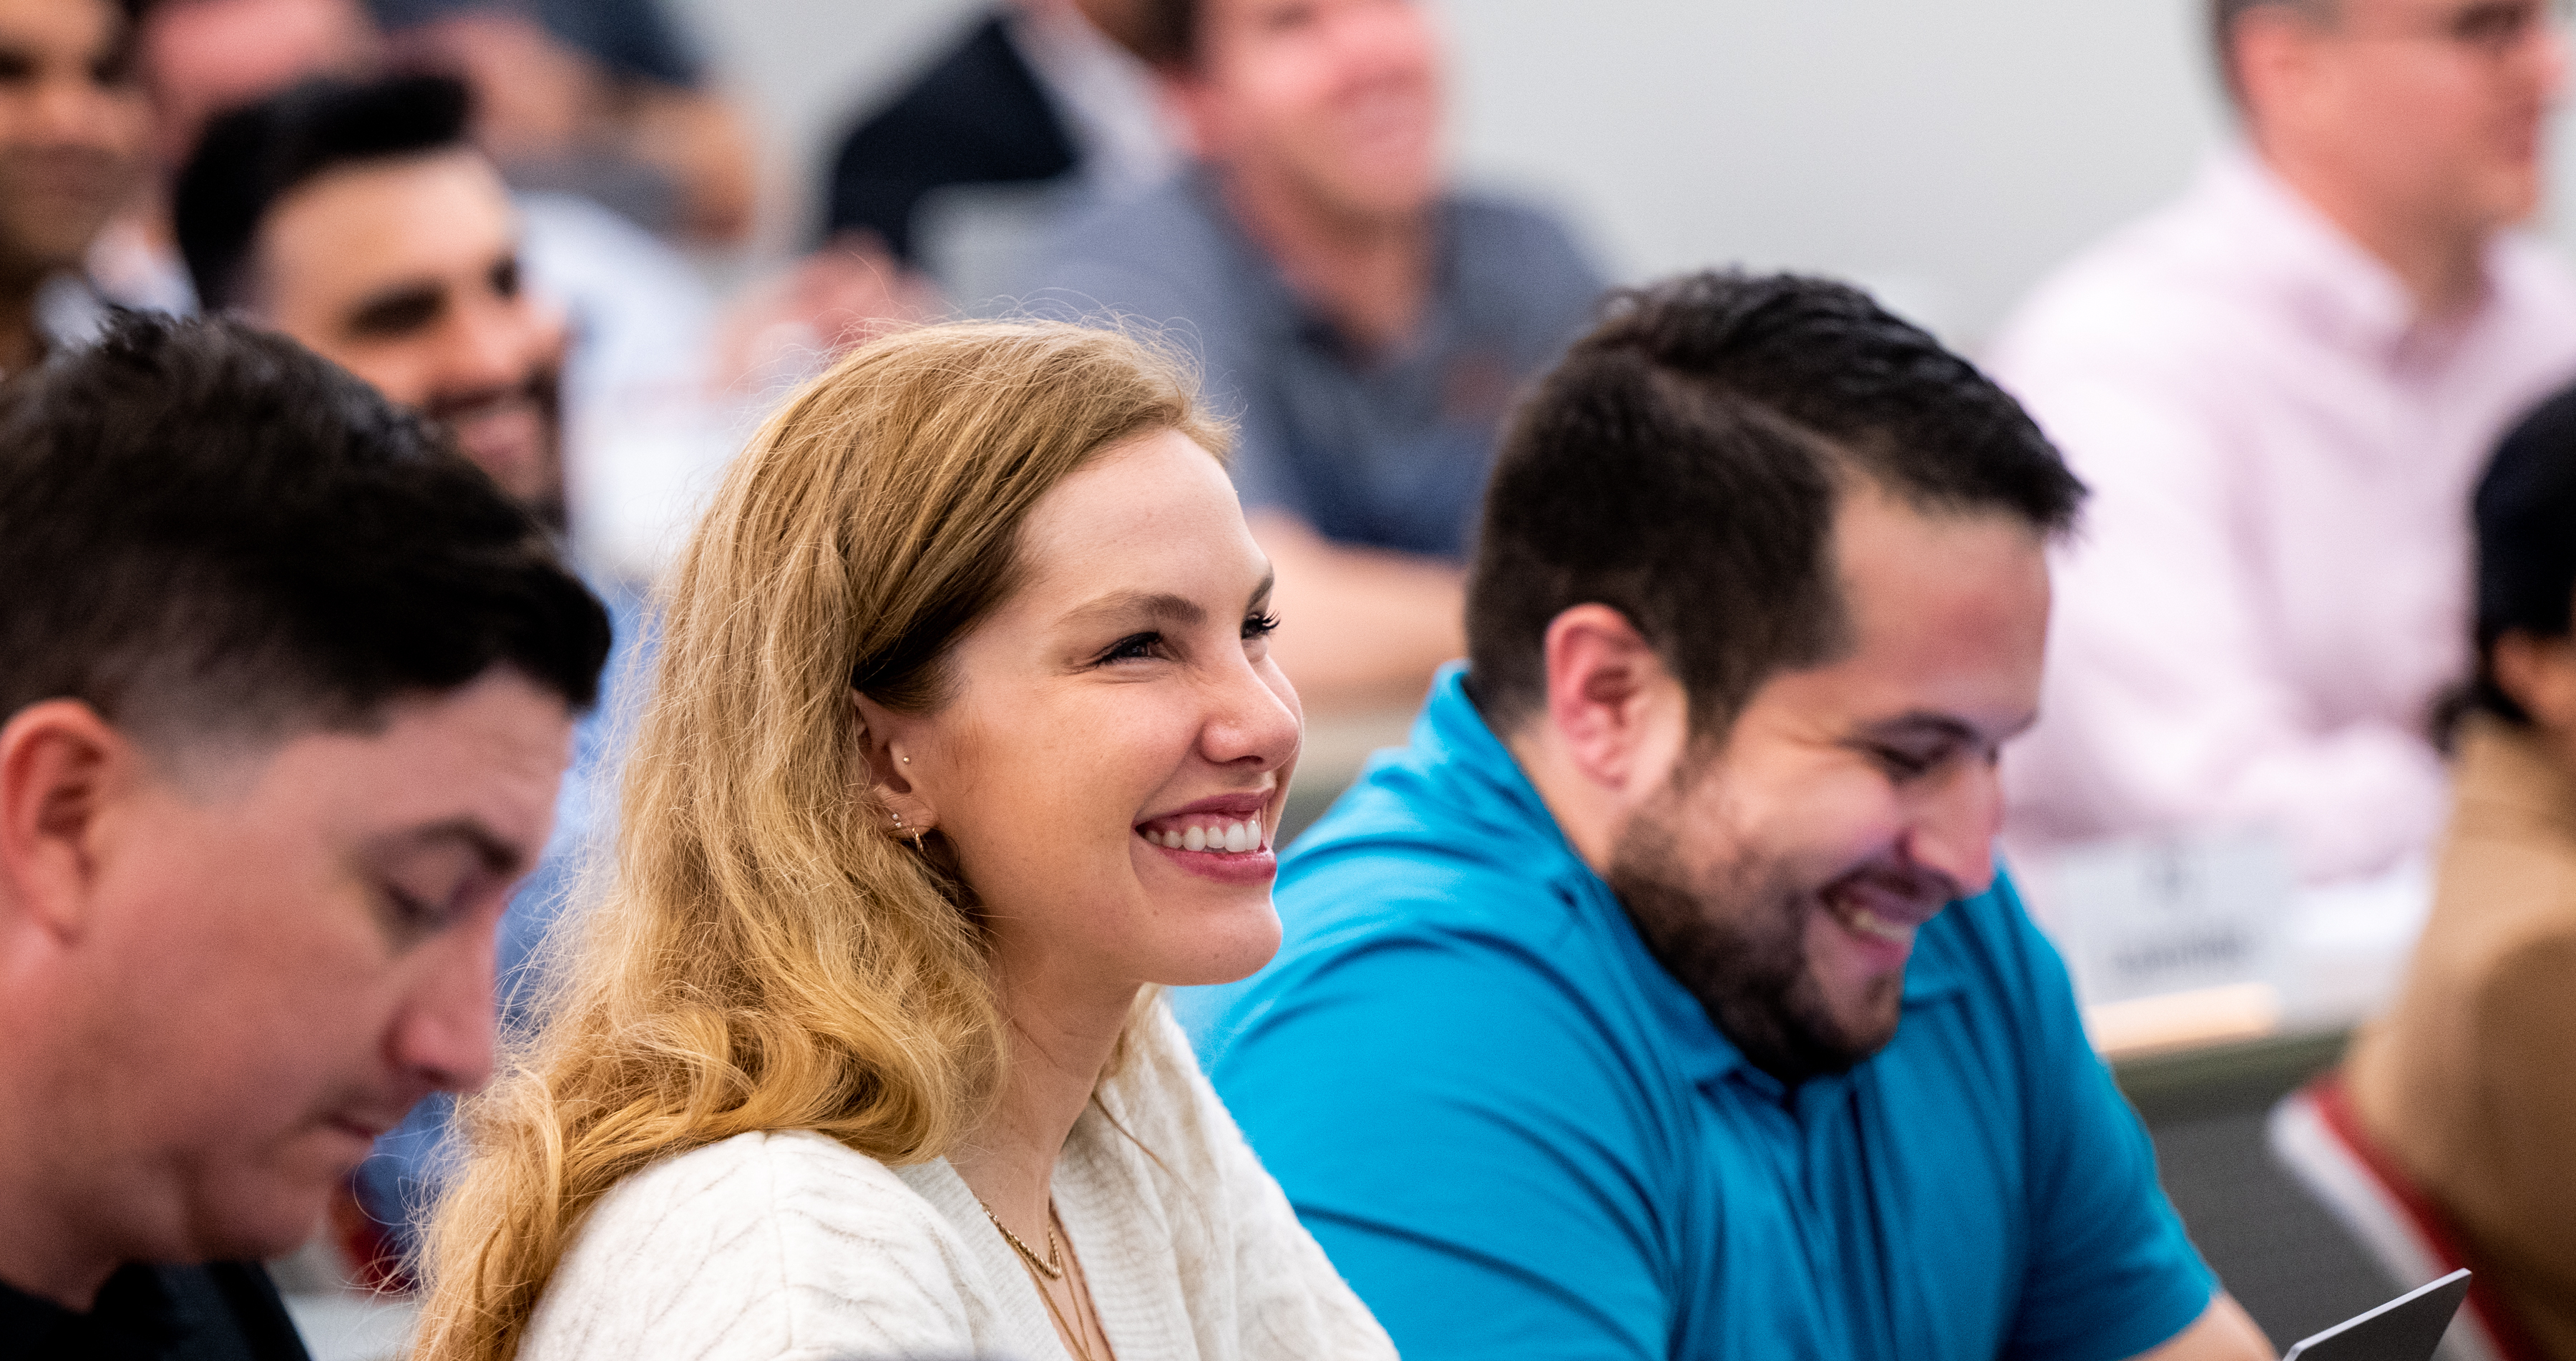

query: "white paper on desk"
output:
2027 828 2295 1008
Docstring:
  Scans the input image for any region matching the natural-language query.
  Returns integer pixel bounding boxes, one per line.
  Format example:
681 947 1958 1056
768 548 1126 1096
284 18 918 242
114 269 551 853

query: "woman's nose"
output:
1202 655 1303 772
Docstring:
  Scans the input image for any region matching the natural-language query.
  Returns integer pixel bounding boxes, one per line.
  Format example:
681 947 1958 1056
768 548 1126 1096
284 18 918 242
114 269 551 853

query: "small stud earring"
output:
901 755 912 765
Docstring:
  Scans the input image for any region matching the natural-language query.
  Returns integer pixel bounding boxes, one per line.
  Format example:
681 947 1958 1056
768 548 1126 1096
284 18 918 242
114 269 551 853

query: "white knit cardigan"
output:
515 1004 1397 1361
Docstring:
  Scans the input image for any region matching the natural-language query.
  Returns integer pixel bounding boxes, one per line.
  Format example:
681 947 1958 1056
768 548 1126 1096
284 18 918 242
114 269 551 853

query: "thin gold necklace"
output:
977 1196 1064 1280
980 1199 1105 1361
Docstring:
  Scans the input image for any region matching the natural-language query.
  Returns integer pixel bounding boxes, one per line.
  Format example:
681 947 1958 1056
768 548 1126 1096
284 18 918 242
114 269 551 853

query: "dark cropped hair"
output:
174 74 474 313
2208 0 2334 102
2460 386 2576 728
1466 270 2086 740
1105 0 1197 67
0 313 608 753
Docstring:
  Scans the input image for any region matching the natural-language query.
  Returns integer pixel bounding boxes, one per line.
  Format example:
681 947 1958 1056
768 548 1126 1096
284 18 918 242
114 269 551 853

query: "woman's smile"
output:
1136 791 1280 882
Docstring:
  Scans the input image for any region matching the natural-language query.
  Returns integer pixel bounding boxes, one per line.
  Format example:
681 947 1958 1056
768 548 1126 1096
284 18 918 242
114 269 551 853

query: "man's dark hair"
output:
172 74 474 313
0 312 608 752
2462 385 2576 728
1465 270 2085 740
2208 0 2333 103
1106 0 1196 67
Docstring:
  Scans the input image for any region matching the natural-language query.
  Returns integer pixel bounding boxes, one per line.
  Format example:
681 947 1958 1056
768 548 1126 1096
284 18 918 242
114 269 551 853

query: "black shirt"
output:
821 11 1079 263
0 1262 310 1361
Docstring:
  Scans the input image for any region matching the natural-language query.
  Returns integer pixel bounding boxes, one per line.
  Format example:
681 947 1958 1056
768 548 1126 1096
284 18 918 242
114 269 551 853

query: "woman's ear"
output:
850 690 937 835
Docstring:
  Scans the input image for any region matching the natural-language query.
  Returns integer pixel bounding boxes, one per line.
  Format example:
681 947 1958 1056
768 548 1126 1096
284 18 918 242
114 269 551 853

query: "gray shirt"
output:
1020 171 1601 559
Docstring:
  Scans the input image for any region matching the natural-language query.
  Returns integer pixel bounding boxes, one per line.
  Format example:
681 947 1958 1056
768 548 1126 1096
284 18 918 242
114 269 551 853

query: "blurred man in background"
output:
0 0 147 371
176 73 569 527
1025 0 1600 711
141 0 729 582
1990 0 2576 884
85 0 379 312
173 74 649 1277
0 313 605 1358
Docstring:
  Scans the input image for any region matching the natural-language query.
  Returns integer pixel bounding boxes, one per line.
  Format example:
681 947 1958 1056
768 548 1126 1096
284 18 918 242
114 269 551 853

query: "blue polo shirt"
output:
1177 668 2215 1360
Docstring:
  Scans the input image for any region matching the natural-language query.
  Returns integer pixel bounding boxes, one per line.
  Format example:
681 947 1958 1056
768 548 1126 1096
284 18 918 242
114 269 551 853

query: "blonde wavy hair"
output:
412 321 1226 1361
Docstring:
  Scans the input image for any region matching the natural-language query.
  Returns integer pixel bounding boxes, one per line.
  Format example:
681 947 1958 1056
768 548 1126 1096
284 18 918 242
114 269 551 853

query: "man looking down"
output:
0 313 608 1357
1182 272 2274 1361
172 74 649 1272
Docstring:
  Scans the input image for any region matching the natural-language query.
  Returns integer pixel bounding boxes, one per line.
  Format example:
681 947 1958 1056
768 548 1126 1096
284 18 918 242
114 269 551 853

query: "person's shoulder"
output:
840 15 1033 145
2486 230 2576 340
2489 228 2576 296
1209 775 1655 1073
1987 192 2263 379
1440 188 1604 316
1277 767 1588 955
588 1127 920 1219
1443 190 1588 260
530 1131 982 1357
1025 176 1231 288
1902 873 2071 1027
2464 925 2576 1035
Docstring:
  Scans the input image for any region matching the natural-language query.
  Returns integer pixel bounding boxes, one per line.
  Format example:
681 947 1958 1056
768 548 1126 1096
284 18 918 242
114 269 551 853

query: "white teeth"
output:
1845 905 1914 945
1146 814 1266 854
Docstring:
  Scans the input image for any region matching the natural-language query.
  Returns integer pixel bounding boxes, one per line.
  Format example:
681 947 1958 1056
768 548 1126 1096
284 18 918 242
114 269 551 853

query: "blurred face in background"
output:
2240 0 2566 238
139 0 375 170
0 0 147 286
253 147 570 527
1171 0 1444 225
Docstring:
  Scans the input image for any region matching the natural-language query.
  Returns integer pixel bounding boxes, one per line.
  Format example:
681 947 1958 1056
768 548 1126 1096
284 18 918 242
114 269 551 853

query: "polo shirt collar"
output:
1410 666 1978 1095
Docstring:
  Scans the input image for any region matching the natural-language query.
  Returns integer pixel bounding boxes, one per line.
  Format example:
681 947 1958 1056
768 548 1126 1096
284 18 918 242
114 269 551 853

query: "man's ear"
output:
0 701 130 941
2231 4 2326 129
1540 604 1687 795
849 691 938 835
2493 630 2576 732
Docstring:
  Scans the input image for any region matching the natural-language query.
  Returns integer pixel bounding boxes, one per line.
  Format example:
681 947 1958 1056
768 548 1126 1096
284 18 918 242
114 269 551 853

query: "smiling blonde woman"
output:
411 322 1394 1361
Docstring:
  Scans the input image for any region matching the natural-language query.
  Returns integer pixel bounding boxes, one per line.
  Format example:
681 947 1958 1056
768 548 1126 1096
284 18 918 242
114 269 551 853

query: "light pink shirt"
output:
1989 150 2576 883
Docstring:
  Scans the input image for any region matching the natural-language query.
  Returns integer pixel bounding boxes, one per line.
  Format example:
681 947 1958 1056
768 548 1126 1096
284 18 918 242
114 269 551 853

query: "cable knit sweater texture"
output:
516 1005 1396 1361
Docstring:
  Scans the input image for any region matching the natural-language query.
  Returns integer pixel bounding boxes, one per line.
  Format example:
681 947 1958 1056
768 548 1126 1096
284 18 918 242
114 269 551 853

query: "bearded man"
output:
1180 271 2276 1361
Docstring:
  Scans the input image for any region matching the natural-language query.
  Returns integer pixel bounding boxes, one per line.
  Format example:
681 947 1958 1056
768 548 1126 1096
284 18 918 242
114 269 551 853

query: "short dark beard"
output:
424 364 567 534
1606 791 1888 1086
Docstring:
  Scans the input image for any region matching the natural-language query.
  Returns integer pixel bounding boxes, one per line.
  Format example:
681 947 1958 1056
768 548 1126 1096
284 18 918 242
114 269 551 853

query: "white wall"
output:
671 0 2576 346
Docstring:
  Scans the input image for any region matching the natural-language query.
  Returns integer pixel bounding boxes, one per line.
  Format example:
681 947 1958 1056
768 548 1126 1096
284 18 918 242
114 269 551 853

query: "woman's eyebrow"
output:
1058 590 1207 631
